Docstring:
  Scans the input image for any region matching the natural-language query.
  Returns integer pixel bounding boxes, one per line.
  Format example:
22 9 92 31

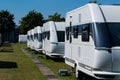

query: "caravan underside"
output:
65 46 120 79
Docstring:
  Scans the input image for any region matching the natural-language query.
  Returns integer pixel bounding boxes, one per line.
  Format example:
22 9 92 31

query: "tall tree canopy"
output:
48 13 65 22
89 0 97 3
0 10 15 43
0 10 15 31
19 10 44 34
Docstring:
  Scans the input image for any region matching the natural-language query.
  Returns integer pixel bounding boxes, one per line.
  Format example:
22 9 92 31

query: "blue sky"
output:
0 0 120 25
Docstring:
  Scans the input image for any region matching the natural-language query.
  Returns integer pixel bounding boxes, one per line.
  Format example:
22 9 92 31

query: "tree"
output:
48 13 65 22
19 10 44 34
0 10 15 31
89 0 97 3
0 10 15 43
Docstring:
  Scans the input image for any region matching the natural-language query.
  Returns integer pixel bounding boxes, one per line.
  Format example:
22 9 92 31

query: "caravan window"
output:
43 32 48 40
57 31 65 42
73 26 78 38
94 23 111 48
78 26 82 34
108 23 120 47
47 32 50 40
30 35 32 40
27 35 30 40
42 32 46 39
44 32 46 39
30 35 34 41
34 33 38 39
81 24 90 42
38 33 42 42
43 31 50 40
66 27 69 40
32 35 34 41
94 23 120 48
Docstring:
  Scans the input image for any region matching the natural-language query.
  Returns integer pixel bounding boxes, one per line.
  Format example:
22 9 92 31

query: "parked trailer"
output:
34 26 42 51
65 3 120 79
18 35 27 43
42 21 65 58
27 30 31 48
29 29 35 50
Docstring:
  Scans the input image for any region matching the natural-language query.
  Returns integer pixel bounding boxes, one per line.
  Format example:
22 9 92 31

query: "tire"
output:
75 66 97 80
45 55 50 59
75 67 79 78
75 65 83 80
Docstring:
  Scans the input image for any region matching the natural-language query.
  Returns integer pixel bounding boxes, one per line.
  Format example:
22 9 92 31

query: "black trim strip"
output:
65 57 75 64
78 62 92 71
65 57 93 71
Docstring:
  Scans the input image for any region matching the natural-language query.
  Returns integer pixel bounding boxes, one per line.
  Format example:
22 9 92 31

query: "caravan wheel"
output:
75 66 97 80
75 66 83 80
45 55 50 59
75 66 78 78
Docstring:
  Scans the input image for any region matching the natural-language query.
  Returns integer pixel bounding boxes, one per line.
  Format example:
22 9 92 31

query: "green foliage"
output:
48 12 65 22
0 10 15 31
89 0 97 3
19 10 44 34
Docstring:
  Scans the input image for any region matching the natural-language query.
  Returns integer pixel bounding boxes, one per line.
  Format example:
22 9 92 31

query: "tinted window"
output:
73 26 78 38
32 35 34 41
38 33 42 42
43 31 50 40
108 23 120 47
66 27 69 40
94 23 111 48
81 24 90 42
94 23 120 47
47 32 50 40
78 25 82 34
34 33 38 39
27 35 30 40
57 31 65 42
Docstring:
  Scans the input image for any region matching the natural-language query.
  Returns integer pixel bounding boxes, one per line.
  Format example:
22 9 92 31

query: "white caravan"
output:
29 29 35 50
27 30 31 48
34 26 42 51
42 21 65 58
65 3 120 79
19 35 27 43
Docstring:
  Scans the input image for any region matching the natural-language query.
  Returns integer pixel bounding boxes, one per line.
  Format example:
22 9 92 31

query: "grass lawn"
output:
0 43 47 80
38 56 76 80
23 44 76 80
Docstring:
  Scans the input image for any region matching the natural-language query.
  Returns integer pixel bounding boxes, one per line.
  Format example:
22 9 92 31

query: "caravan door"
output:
65 22 73 66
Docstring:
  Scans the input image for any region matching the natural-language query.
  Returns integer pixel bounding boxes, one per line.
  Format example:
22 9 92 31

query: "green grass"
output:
39 57 76 80
0 43 47 80
24 44 76 80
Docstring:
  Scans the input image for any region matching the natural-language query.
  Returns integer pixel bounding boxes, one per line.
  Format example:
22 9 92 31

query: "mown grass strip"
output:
23 44 76 80
22 48 58 80
0 43 47 80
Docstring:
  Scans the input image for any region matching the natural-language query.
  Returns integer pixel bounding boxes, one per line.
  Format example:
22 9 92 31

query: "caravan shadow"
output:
0 61 18 68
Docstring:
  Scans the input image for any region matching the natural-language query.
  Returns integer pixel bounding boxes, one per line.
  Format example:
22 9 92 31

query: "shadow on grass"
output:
0 61 18 68
0 50 13 52
52 58 65 62
0 43 13 52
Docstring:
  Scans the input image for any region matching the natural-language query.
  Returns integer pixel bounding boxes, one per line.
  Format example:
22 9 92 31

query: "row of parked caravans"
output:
27 21 65 58
27 3 120 80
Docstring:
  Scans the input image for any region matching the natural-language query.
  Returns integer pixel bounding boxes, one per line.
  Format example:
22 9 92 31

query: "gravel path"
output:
21 49 58 80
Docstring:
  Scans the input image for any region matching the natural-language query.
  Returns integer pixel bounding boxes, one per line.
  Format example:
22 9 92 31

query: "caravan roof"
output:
66 3 120 26
43 21 65 32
